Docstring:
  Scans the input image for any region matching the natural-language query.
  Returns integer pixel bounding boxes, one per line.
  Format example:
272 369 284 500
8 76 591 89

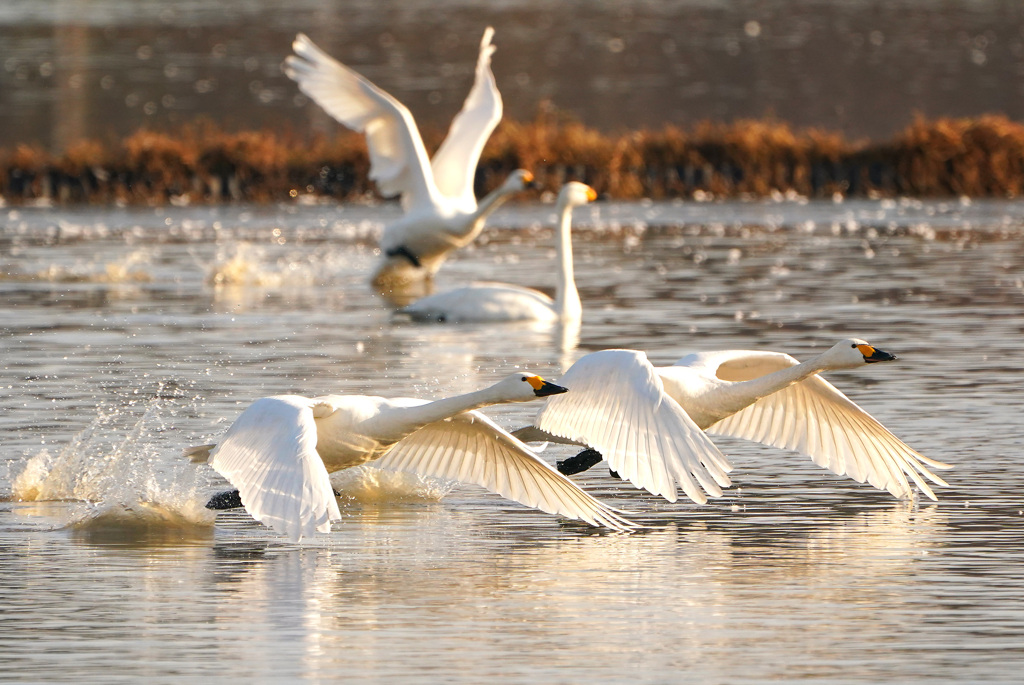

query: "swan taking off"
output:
514 339 952 504
284 29 535 285
187 373 635 541
397 182 597 324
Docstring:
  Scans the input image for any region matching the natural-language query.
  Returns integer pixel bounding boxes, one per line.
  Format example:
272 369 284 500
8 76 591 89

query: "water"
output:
2 196 1024 682
2 0 1023 152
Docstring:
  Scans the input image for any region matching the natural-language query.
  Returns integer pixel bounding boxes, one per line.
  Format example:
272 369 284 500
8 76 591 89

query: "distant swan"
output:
397 182 596 323
188 372 635 541
514 339 952 504
284 29 535 285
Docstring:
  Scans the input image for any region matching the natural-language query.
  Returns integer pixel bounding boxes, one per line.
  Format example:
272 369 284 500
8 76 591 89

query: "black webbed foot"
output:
206 490 243 510
385 245 422 268
556 448 605 476
205 488 342 510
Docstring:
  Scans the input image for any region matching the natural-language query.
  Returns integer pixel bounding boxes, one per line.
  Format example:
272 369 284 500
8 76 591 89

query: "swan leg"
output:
556 448 605 475
385 245 422 268
206 489 243 510
205 488 341 510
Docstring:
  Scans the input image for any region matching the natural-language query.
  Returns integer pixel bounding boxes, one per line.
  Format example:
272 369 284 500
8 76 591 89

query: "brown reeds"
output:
3 113 1024 205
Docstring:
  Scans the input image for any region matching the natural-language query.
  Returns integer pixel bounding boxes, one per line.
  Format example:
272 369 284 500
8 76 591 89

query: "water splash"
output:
330 466 454 504
11 382 215 532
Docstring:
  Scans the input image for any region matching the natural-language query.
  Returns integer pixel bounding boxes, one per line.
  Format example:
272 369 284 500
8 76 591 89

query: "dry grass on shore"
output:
2 112 1023 205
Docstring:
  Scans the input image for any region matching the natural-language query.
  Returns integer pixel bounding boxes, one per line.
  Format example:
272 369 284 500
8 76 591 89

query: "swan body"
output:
518 339 952 504
398 182 596 323
189 373 635 541
284 30 534 283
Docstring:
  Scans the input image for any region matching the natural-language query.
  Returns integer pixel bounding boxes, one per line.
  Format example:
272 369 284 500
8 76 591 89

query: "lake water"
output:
2 196 1024 682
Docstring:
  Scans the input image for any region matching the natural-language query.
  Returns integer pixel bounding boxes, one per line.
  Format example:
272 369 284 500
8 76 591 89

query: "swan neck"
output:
716 356 830 416
553 199 581 322
387 385 505 432
473 184 515 221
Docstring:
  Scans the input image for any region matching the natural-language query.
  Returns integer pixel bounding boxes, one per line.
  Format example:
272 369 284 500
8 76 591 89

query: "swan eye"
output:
524 375 545 390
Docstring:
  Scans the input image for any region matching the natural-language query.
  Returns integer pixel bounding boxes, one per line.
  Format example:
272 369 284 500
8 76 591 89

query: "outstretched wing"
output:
706 368 951 500
429 27 503 210
284 33 438 209
533 349 733 505
372 410 636 531
207 395 342 542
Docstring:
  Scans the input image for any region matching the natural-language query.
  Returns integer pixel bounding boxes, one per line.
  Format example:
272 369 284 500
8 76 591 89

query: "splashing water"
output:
11 383 215 532
330 466 454 504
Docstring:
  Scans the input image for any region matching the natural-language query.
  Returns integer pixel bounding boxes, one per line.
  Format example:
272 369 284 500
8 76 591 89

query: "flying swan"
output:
513 339 952 504
284 29 535 286
187 372 635 541
397 181 596 323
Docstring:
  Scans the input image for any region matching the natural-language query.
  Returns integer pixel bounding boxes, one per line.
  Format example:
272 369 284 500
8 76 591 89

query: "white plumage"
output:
190 373 635 541
284 29 534 284
520 339 952 503
398 182 596 323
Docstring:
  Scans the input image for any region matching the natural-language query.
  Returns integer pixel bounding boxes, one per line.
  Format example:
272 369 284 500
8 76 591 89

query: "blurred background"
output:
2 0 1022 155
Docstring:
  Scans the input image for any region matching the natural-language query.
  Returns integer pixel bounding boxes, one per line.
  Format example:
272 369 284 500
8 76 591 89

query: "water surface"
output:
2 197 1023 682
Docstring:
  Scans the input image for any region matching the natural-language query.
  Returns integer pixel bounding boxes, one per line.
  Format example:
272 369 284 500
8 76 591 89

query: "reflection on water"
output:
1 198 1024 681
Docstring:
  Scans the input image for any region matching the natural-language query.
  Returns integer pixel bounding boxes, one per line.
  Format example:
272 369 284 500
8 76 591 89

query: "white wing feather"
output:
429 27 502 209
284 34 438 209
533 349 733 504
208 396 342 542
702 351 951 500
372 410 636 531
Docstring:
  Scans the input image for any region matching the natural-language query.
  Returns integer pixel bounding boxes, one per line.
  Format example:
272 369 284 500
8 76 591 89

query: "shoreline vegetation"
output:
3 110 1023 205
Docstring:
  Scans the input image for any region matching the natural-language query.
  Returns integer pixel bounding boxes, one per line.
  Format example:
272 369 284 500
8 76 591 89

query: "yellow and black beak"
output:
857 344 897 363
525 375 568 397
523 171 537 190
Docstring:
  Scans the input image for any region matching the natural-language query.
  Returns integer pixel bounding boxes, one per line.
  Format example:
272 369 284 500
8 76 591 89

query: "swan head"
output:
496 372 569 401
558 182 598 209
502 170 536 193
822 338 898 369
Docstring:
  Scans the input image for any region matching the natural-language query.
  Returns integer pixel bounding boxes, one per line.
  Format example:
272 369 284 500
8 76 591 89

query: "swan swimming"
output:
284 29 535 286
397 181 596 323
187 372 635 541
513 339 952 504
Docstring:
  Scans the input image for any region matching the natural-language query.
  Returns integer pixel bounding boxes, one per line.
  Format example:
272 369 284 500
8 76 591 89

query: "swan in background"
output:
284 29 535 286
397 182 596 323
514 339 952 503
187 372 635 541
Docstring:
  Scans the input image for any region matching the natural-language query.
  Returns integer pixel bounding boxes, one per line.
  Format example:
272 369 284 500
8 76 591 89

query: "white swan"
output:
397 182 596 323
187 372 635 541
514 339 952 504
284 29 535 284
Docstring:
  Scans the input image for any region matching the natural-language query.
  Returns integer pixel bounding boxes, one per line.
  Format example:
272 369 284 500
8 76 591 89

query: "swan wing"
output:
533 349 733 505
284 34 438 208
397 283 553 323
702 352 951 500
208 395 342 542
372 410 636 531
429 27 502 209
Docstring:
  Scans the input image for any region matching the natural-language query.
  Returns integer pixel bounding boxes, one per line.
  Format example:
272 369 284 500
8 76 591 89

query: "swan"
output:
283 29 535 285
187 372 635 541
513 339 952 504
397 181 596 323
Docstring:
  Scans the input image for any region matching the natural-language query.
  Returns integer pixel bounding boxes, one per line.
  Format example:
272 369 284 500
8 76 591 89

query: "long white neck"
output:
370 384 517 440
702 353 835 425
471 184 516 223
446 184 517 245
553 199 582 323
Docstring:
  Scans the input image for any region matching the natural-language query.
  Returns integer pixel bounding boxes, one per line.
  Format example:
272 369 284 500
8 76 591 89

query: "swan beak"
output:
859 344 897 363
526 375 569 397
523 172 537 190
